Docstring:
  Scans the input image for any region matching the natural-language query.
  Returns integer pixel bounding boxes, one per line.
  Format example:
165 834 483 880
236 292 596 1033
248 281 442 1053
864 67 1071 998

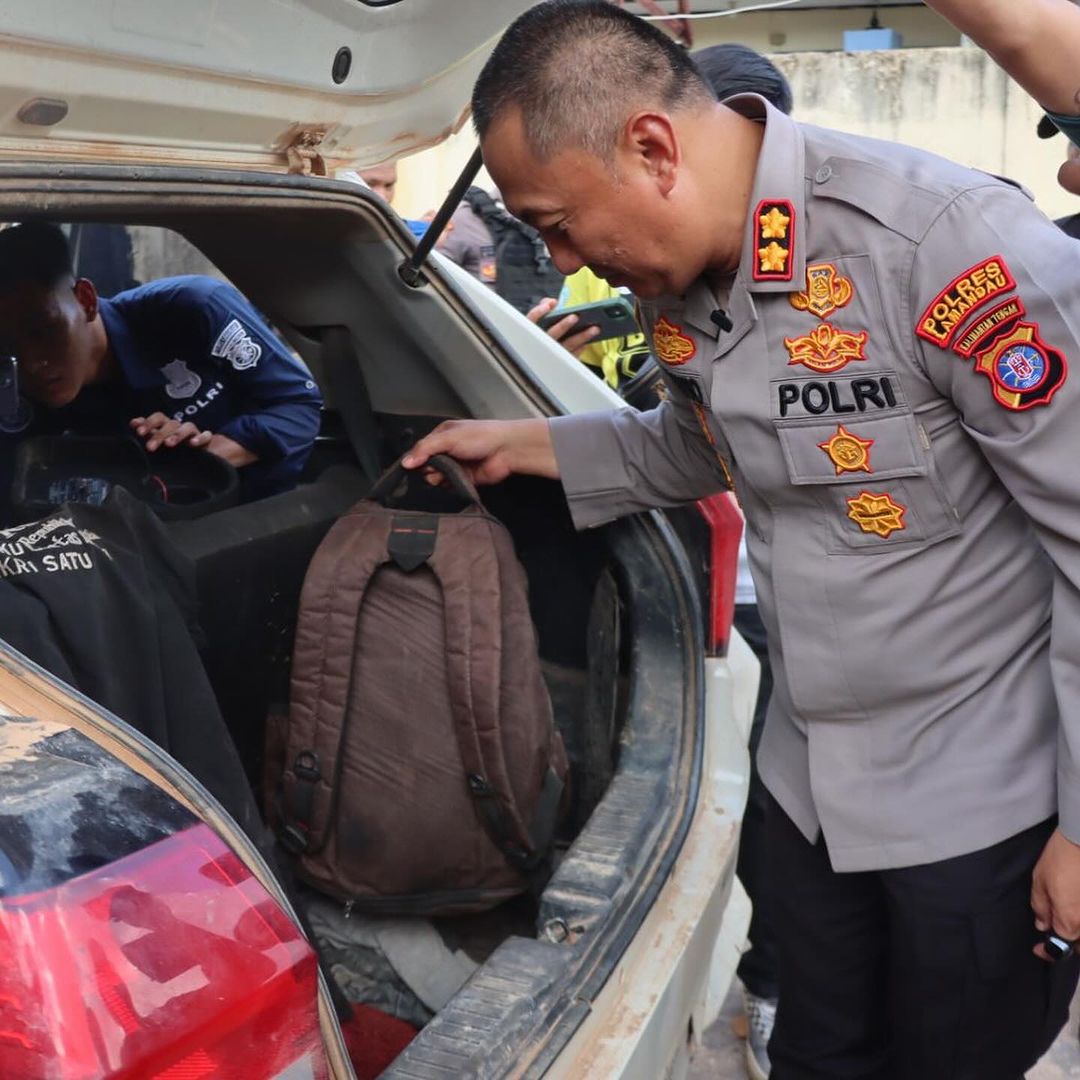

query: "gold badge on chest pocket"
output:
846 490 907 538
790 263 854 320
818 425 874 475
784 323 868 374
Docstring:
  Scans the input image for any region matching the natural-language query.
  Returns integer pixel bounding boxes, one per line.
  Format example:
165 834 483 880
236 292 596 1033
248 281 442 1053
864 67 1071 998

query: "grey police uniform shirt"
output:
549 94 1080 873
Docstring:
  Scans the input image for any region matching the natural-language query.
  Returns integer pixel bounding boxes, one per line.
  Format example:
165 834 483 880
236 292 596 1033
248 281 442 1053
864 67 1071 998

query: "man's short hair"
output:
0 221 73 295
472 0 714 160
691 44 794 116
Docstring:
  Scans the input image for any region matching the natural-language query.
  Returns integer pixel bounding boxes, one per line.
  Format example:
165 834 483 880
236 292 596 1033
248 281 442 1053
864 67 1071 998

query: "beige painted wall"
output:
395 45 1078 225
772 47 1076 220
687 5 959 53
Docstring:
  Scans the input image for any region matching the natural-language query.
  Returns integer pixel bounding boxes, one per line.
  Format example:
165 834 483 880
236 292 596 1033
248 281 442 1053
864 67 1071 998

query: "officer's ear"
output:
71 277 99 322
622 111 679 197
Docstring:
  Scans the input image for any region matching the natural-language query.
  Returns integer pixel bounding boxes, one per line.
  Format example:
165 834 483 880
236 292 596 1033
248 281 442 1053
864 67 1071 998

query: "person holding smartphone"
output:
529 269 648 388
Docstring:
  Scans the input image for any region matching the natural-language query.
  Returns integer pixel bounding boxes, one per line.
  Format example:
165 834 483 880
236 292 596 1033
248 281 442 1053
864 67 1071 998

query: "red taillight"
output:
696 492 743 655
0 824 330 1080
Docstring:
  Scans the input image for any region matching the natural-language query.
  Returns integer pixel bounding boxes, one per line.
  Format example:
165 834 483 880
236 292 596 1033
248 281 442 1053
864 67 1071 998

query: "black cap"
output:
1038 114 1060 139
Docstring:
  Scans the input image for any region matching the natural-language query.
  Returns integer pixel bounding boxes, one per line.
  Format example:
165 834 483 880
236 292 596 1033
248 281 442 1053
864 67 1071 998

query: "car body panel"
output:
0 646 355 1078
0 0 534 170
0 157 754 1075
543 647 757 1079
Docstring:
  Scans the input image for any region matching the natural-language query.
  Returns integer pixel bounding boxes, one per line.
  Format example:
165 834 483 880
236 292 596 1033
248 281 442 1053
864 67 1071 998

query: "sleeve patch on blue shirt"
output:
211 319 263 370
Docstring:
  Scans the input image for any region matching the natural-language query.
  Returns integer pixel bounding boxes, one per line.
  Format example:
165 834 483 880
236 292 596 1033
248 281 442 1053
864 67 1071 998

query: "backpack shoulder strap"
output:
427 513 548 870
280 506 391 853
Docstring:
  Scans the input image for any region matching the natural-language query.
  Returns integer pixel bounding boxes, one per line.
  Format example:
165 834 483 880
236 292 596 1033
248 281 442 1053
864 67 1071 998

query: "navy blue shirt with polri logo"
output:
95 276 322 498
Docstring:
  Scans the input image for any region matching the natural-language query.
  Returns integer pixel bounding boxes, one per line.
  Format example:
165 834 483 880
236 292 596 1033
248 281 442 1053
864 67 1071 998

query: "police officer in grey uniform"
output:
405 4 1080 1075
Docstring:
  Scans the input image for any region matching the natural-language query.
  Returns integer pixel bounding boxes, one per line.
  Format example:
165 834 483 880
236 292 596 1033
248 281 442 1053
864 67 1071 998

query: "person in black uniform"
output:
0 221 322 501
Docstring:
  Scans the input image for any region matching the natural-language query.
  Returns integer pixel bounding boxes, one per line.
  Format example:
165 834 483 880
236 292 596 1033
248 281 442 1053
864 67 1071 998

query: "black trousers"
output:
734 603 779 1000
767 795 1079 1080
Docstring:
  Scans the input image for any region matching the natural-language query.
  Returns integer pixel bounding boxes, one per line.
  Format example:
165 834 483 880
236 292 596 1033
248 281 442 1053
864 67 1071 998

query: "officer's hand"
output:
131 413 213 452
528 298 601 357
1031 828 1080 960
402 418 559 486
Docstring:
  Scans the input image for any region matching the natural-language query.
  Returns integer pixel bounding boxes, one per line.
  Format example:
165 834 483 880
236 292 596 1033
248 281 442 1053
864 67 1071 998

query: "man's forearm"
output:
206 432 258 468
927 0 1080 114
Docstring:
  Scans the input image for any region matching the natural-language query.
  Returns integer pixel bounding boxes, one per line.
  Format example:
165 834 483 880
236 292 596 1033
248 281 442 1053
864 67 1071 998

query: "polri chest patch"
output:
161 358 202 400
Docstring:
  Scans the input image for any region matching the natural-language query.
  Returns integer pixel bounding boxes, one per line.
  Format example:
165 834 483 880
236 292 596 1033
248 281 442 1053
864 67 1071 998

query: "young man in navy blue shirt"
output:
0 222 323 500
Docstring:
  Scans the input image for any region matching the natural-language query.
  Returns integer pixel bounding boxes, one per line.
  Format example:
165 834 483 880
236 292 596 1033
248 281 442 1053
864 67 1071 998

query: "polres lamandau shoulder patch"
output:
915 256 1016 348
952 296 1026 358
753 200 795 282
972 321 1067 410
211 318 263 370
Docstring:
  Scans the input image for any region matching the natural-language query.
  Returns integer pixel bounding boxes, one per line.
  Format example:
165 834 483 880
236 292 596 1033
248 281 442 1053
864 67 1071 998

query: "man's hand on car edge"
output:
402 417 559 486
130 413 258 466
1032 828 1080 960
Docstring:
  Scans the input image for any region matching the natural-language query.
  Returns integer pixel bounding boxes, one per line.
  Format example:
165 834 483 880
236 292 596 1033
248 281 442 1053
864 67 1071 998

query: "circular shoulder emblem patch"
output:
974 321 1066 410
653 315 697 367
994 342 1046 392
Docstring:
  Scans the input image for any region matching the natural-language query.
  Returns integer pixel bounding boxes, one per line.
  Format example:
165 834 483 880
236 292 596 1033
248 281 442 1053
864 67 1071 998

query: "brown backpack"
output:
277 456 568 915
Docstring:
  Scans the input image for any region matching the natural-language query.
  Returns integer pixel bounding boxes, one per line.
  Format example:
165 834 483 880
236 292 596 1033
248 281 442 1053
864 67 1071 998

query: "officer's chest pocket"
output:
774 413 961 553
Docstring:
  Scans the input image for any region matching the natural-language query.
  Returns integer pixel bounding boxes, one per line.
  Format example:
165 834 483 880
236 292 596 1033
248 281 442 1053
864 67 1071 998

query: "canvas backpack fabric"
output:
461 187 565 315
278 456 568 915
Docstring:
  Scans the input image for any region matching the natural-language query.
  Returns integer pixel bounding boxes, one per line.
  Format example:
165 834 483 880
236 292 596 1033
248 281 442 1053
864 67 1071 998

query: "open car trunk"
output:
0 167 707 1077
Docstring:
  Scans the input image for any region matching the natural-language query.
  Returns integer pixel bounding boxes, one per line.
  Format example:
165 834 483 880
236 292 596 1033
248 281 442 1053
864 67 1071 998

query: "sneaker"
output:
744 991 777 1080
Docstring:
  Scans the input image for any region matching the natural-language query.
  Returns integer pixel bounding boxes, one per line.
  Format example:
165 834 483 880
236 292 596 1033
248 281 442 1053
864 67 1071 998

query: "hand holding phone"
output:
537 296 639 343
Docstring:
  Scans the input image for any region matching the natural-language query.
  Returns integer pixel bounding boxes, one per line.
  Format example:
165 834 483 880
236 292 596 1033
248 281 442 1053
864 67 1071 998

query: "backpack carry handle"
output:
370 453 483 509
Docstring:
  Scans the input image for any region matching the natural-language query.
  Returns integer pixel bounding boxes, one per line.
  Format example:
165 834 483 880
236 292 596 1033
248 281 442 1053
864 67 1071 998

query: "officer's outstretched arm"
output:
925 0 1080 117
547 381 731 532
404 418 558 487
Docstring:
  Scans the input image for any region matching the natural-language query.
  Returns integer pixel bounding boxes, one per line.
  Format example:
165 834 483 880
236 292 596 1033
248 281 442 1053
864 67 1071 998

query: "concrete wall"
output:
772 47 1075 221
686 5 958 53
395 44 1077 227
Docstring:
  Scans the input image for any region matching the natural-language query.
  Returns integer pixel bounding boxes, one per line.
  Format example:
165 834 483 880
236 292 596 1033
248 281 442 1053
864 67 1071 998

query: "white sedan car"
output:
0 3 756 1077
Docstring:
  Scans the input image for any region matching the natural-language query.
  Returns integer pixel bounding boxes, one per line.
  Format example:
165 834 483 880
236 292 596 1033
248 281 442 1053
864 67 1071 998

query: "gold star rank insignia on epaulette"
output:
818 425 874 474
790 263 854 319
759 206 791 238
784 323 868 373
846 491 906 538
753 199 795 282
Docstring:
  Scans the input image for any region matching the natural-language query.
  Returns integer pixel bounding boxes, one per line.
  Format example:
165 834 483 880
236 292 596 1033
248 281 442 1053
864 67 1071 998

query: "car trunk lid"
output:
0 0 532 172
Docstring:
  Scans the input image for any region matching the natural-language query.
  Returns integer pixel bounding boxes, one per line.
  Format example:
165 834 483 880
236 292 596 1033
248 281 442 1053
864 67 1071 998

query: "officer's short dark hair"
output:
0 221 73 296
472 0 714 161
691 44 794 116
